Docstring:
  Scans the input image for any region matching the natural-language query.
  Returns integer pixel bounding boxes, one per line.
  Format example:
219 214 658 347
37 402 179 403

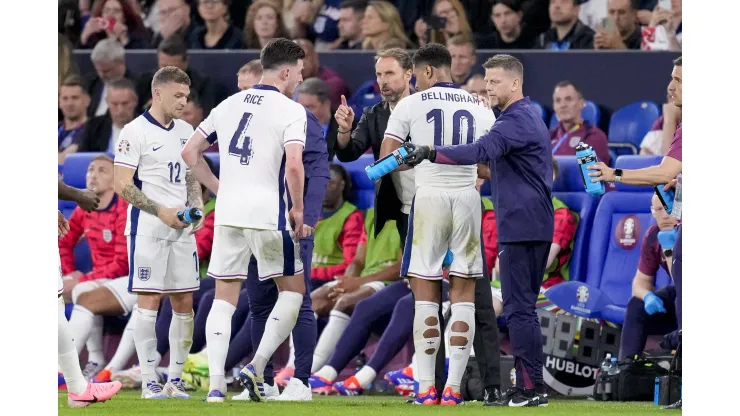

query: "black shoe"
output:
662 399 682 410
484 387 516 406
509 388 546 407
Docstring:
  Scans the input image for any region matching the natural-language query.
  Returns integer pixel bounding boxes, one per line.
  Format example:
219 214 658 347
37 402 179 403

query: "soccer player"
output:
181 38 310 403
58 182 122 407
403 54 555 407
113 66 201 400
378 43 496 406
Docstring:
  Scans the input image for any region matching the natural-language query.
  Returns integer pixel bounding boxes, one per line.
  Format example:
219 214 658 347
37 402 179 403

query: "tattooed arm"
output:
113 165 187 229
185 170 205 233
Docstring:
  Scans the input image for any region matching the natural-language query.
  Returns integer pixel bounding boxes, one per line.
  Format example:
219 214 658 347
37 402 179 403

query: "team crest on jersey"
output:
181 138 187 147
118 139 131 154
102 229 112 243
138 267 151 281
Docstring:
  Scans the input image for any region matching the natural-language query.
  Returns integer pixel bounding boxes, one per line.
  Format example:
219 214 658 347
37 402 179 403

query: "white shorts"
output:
127 235 200 293
324 279 386 293
207 225 303 281
401 187 483 280
71 277 138 315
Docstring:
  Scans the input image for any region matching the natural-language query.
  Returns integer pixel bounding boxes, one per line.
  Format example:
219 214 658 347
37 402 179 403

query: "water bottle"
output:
365 146 409 181
177 208 203 225
596 353 612 396
575 142 605 196
607 357 619 375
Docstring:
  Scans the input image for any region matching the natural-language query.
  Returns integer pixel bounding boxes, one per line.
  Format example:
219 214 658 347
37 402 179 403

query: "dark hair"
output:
340 0 369 13
108 77 137 94
91 0 147 37
483 54 524 82
552 157 560 178
61 74 88 92
296 78 331 103
493 0 522 13
554 80 584 99
152 66 191 88
375 47 412 71
673 56 682 66
412 43 452 70
158 35 188 60
260 38 306 71
330 164 354 203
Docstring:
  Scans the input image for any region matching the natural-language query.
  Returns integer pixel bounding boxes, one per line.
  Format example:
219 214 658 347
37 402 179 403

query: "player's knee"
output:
70 281 95 304
333 295 356 315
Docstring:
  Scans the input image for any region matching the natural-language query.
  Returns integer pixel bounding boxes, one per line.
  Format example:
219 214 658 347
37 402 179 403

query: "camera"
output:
424 15 447 30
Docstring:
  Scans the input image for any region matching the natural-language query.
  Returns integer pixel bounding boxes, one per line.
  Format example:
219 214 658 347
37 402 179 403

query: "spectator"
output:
447 35 477 85
85 39 138 118
477 0 536 49
296 39 351 110
309 164 365 289
79 0 151 49
237 59 263 91
76 78 138 154
618 194 679 359
641 0 681 51
59 76 91 164
135 35 227 116
538 0 595 49
311 0 344 51
181 94 205 131
59 0 83 46
243 0 290 49
189 0 243 49
297 78 338 160
361 1 412 50
150 0 196 48
335 0 368 49
579 0 607 30
463 74 487 98
550 80 610 165
594 0 642 49
280 0 323 39
414 0 473 48
639 92 681 156
58 34 80 94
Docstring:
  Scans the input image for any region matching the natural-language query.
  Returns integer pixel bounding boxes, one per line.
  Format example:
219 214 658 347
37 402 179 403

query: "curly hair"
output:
243 1 290 49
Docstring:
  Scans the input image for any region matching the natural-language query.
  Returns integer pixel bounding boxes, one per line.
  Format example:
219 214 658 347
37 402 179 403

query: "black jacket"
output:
325 114 339 161
334 101 402 237
84 69 138 118
135 68 228 116
537 20 595 50
76 115 113 152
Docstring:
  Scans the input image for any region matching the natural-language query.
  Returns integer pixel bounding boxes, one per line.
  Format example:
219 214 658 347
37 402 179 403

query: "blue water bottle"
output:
575 142 605 196
365 147 409 181
177 208 203 224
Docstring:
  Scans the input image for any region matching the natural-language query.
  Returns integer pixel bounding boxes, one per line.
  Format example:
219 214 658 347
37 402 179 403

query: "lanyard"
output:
551 124 580 154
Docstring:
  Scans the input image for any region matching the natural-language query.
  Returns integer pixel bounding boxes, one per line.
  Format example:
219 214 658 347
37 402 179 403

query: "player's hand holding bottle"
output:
189 205 205 235
334 95 355 132
157 207 189 229
402 143 436 167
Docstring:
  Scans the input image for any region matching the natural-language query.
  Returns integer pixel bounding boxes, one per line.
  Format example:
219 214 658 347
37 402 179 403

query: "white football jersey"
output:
196 85 307 230
385 83 496 190
114 111 194 242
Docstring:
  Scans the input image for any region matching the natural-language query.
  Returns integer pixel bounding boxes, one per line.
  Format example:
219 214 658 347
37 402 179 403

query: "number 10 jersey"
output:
197 84 307 231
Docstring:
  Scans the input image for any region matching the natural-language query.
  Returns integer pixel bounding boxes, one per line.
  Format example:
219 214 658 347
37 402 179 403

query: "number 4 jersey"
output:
196 84 307 230
385 82 496 191
114 110 194 242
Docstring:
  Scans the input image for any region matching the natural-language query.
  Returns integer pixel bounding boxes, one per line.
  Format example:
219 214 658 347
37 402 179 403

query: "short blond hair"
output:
238 59 263 76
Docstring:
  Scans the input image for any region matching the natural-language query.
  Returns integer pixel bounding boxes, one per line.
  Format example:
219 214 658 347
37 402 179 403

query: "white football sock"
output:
445 302 475 392
106 307 137 372
86 315 105 364
354 366 377 388
314 365 338 382
69 305 95 355
168 310 194 381
286 334 296 368
206 299 235 392
413 301 441 393
311 309 350 372
251 291 302 376
58 296 87 395
133 307 158 386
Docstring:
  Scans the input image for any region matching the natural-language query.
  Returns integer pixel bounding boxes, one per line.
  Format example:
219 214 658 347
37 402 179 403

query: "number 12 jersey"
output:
197 84 307 230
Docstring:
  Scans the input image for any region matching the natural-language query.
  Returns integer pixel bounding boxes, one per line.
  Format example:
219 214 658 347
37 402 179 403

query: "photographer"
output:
414 0 473 47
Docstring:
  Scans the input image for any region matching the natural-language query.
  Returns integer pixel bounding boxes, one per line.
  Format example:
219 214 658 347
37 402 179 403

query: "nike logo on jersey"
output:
153 145 164 151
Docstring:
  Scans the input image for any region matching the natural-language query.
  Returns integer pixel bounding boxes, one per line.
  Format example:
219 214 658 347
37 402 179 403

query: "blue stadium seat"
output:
553 192 597 283
614 155 664 192
530 100 549 124
337 154 375 209
608 101 660 156
548 100 601 129
63 153 103 189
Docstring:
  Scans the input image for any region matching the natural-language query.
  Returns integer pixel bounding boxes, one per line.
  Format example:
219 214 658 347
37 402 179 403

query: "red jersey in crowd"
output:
59 194 129 282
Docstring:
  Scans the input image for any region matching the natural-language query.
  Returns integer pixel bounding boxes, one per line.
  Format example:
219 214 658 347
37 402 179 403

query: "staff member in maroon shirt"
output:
589 55 683 334
550 80 609 165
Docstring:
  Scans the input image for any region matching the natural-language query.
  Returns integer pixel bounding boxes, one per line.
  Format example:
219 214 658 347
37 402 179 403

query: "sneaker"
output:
275 366 295 387
663 399 682 410
93 369 112 383
164 378 190 399
485 387 516 407
333 376 364 396
58 372 67 390
81 361 105 381
275 378 312 401
309 374 335 395
385 367 417 396
233 383 279 401
112 365 145 389
508 388 545 407
440 387 464 406
237 363 265 402
205 389 226 403
414 386 439 405
482 387 504 406
67 381 122 408
141 381 168 399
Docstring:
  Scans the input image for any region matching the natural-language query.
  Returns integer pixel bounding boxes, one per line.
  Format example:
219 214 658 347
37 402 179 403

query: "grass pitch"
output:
58 390 669 415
